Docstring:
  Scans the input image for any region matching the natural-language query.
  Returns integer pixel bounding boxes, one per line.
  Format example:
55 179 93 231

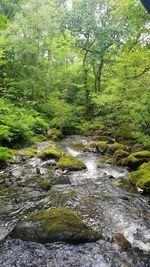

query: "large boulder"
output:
11 208 101 244
121 151 150 170
128 161 150 193
56 154 86 171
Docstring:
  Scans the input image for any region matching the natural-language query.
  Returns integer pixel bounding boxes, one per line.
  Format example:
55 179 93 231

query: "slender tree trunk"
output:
94 59 104 94
83 51 89 106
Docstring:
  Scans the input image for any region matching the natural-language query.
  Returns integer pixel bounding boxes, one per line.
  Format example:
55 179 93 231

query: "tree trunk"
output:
83 51 89 106
94 59 103 94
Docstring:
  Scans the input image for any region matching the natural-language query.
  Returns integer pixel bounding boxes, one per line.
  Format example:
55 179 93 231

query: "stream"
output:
0 135 150 267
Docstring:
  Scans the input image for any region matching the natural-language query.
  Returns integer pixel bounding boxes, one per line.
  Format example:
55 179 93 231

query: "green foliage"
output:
0 0 149 151
0 98 48 147
0 146 12 163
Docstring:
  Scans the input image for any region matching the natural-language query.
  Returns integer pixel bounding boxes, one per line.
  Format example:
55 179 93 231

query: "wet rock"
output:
114 149 129 165
56 154 86 171
121 151 150 170
53 175 71 185
112 233 131 251
83 142 97 153
96 141 108 154
11 208 102 244
106 159 113 164
107 175 115 180
38 178 54 191
107 143 126 154
41 159 57 168
128 162 150 193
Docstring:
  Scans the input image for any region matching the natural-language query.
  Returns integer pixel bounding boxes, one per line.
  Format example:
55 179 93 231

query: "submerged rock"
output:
56 154 86 171
112 233 131 251
53 175 71 185
128 162 150 193
11 208 102 244
121 151 150 170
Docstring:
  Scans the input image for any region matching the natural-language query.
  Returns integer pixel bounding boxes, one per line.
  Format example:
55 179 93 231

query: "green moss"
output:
71 143 86 151
16 148 37 158
56 154 86 171
38 178 54 191
37 146 62 160
90 122 106 131
122 151 150 169
47 128 62 140
96 141 108 154
27 208 102 243
114 149 129 165
107 142 125 154
128 162 150 192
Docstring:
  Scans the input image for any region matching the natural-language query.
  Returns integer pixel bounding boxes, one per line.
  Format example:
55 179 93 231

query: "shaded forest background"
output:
0 0 150 152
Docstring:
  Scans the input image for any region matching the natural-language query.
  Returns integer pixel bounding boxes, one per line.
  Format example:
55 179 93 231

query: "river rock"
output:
56 154 86 171
41 159 57 168
121 151 150 170
112 233 131 251
37 146 62 160
53 175 71 185
11 208 102 244
128 162 150 193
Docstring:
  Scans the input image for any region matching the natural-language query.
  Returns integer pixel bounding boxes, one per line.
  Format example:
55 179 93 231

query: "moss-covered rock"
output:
84 142 97 153
96 141 108 154
121 151 150 169
11 208 102 244
56 154 86 171
38 178 54 191
90 122 106 132
114 149 129 165
128 162 150 193
107 142 125 154
37 146 62 160
15 148 37 158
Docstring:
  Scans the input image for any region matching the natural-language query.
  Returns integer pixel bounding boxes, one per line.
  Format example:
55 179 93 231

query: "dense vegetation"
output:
0 0 150 152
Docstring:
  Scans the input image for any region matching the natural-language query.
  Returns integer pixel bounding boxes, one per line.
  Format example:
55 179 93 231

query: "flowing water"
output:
0 136 150 267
